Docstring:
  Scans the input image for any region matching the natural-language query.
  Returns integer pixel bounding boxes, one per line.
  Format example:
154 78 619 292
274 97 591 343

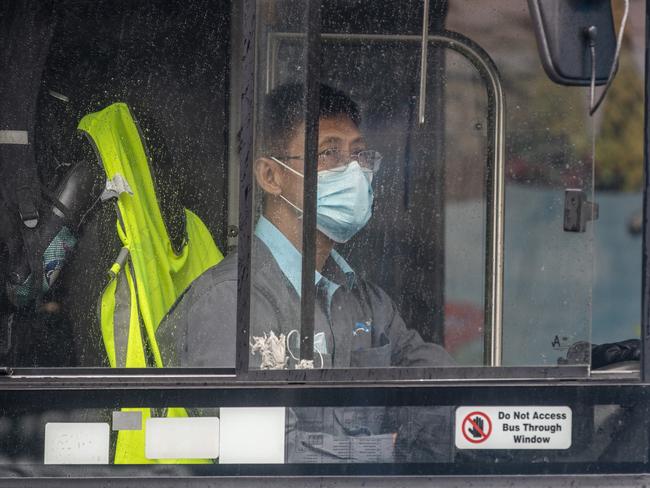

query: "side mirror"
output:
528 0 617 86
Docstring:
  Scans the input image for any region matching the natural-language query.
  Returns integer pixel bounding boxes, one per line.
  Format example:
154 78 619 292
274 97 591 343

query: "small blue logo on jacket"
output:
353 321 372 335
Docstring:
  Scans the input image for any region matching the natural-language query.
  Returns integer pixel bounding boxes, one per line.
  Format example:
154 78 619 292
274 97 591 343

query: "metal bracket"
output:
564 189 598 232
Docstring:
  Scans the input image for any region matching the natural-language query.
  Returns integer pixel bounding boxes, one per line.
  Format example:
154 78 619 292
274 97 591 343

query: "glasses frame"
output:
277 148 383 173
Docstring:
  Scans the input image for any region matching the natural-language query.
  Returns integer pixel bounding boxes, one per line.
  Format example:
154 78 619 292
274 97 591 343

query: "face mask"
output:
271 158 374 243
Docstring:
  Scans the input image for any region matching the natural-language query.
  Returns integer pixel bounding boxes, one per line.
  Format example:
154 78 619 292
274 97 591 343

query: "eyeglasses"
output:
278 148 382 173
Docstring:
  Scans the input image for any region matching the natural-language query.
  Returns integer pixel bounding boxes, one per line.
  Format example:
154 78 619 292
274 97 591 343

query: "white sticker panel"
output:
44 423 110 465
219 407 286 464
455 406 572 450
145 417 220 459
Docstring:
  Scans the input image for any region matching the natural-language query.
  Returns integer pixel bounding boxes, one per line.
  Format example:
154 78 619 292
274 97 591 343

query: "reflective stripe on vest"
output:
79 103 223 464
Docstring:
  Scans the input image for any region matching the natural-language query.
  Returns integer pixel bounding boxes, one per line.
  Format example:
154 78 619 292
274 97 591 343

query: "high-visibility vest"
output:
78 103 223 464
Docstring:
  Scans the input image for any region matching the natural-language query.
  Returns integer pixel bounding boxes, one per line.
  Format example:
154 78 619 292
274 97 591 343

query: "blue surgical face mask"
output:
270 158 374 243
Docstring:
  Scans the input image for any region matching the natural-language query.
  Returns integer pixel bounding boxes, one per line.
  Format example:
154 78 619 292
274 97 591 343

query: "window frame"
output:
0 0 632 382
0 0 649 479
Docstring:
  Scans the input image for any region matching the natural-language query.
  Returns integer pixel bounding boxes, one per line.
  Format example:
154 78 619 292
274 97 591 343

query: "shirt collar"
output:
255 215 356 297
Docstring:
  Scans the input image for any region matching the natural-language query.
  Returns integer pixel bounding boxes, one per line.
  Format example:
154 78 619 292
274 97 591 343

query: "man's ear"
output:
254 157 283 195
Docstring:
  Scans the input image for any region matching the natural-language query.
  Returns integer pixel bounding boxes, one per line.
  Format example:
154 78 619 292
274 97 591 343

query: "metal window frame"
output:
643 0 650 383
298 0 322 362
0 0 649 480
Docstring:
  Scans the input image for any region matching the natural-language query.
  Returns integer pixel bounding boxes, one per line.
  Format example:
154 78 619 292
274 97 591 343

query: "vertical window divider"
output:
236 0 257 376
641 0 650 382
299 0 322 363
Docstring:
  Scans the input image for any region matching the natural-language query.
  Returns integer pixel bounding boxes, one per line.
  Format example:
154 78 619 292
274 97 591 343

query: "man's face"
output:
277 114 367 211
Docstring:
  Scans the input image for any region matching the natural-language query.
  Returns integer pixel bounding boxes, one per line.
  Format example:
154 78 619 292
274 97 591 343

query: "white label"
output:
219 407 286 464
455 406 572 450
145 417 220 459
44 423 109 464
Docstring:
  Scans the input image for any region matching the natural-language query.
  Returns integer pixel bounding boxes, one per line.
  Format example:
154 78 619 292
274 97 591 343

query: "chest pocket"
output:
350 332 391 367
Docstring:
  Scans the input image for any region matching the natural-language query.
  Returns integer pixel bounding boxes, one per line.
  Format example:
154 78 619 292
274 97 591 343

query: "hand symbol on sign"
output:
468 416 484 438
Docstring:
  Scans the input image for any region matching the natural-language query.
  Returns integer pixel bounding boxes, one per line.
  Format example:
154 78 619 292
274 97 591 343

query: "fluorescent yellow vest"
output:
78 103 223 464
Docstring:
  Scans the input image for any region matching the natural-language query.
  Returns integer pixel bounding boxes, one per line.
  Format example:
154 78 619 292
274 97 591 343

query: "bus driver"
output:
157 83 453 462
157 82 452 371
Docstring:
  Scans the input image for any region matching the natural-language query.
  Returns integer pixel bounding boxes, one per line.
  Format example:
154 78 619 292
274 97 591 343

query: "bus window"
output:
0 0 230 369
243 0 597 375
0 0 647 478
0 0 641 378
445 1 597 367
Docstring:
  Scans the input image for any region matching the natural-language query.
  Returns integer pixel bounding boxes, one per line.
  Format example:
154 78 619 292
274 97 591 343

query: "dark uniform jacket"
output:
157 221 454 462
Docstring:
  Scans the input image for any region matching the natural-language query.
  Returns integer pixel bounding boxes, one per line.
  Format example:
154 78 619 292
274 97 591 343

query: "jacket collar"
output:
255 215 356 298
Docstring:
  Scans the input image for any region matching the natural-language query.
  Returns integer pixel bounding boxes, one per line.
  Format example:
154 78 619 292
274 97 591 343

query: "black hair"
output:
260 83 361 155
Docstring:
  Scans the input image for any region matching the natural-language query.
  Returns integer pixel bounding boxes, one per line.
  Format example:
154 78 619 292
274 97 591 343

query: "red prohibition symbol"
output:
461 411 492 443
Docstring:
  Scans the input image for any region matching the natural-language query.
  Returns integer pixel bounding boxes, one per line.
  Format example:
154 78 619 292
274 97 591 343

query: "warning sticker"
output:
461 411 492 444
455 406 572 450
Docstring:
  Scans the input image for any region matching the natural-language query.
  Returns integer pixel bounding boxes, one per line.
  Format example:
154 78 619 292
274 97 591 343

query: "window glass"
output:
250 0 594 371
592 1 644 347
248 0 314 370
253 2 489 371
446 1 596 367
0 0 606 372
0 0 230 368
